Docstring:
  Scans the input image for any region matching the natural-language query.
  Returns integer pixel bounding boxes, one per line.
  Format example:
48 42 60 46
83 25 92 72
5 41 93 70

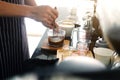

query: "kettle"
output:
95 37 109 48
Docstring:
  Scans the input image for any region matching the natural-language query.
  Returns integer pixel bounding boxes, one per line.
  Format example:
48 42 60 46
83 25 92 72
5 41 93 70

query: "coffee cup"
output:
59 24 74 37
58 20 75 37
93 47 114 66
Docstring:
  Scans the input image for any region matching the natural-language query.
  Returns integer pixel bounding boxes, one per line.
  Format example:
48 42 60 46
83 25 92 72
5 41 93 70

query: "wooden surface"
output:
41 39 70 51
57 49 94 63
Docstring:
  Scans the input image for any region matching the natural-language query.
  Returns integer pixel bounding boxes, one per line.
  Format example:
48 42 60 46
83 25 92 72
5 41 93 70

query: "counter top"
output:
25 28 120 80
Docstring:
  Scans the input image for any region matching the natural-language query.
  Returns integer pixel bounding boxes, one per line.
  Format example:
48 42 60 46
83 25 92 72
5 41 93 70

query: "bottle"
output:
76 20 92 55
77 19 92 42
76 40 89 56
68 7 78 24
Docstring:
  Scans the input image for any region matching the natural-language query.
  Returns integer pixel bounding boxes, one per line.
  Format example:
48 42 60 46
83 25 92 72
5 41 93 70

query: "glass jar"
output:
76 40 90 56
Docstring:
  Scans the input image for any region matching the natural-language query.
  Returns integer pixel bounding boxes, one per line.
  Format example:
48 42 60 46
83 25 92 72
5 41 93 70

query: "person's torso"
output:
0 0 29 79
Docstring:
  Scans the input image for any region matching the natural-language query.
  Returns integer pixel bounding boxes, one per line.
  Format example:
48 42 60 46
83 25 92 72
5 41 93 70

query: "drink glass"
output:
76 40 90 56
48 29 66 48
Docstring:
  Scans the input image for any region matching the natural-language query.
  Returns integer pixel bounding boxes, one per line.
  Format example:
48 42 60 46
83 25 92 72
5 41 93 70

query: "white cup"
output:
93 47 114 66
58 19 75 37
59 24 74 37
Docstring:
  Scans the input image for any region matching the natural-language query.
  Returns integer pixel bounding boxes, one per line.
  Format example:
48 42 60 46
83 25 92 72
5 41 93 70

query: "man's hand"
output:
30 5 58 29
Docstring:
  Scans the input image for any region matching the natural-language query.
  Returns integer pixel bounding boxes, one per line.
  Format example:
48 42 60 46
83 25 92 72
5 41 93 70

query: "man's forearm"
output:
25 0 37 6
0 1 58 28
0 1 33 17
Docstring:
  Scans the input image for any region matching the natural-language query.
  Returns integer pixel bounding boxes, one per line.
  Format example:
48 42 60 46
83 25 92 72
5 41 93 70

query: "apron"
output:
0 0 29 79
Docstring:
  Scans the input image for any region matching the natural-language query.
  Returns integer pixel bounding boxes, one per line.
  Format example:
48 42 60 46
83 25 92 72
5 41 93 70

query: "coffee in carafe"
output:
48 29 66 48
48 36 65 47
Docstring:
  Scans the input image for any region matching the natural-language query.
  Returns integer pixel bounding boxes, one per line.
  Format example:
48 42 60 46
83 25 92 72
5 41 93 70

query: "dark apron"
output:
0 0 29 79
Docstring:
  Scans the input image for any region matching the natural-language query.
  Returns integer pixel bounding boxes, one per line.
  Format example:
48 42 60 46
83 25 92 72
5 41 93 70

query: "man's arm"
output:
0 1 58 28
0 1 33 17
24 0 37 6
